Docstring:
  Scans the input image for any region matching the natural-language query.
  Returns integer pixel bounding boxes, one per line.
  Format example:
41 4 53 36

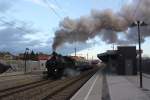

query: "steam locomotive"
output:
46 52 92 79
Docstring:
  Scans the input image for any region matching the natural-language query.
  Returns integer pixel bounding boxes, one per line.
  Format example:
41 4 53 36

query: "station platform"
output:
71 69 102 100
107 75 149 100
71 69 150 100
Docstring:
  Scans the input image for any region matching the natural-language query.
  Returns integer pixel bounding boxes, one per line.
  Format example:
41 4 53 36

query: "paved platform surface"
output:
107 75 150 100
126 73 150 98
71 70 150 100
71 69 103 100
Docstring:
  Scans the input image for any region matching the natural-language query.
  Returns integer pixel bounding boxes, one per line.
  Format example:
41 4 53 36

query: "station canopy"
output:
97 50 118 62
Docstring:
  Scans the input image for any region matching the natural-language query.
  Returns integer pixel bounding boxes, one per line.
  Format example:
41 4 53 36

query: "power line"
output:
44 0 62 19
52 0 68 15
53 0 62 10
0 19 35 34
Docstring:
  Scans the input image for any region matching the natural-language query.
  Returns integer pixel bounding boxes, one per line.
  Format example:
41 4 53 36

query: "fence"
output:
0 59 47 73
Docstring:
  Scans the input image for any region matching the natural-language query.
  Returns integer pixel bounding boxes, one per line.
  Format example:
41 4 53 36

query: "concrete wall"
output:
117 46 137 75
0 59 47 73
39 60 47 71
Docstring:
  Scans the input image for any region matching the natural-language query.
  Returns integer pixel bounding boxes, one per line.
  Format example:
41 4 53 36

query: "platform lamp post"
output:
130 21 147 88
24 48 29 74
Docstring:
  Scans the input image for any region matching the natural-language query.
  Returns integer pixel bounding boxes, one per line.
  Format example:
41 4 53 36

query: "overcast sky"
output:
0 0 150 59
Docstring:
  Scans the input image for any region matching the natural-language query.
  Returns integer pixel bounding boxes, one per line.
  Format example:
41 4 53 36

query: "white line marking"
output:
70 74 96 100
84 75 99 100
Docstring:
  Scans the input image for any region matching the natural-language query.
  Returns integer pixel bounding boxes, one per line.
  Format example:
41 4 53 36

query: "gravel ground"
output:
0 73 43 91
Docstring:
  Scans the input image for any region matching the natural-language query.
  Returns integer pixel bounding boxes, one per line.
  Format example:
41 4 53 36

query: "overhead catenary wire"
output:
52 0 68 15
53 0 63 10
44 0 63 19
117 0 142 23
0 18 35 34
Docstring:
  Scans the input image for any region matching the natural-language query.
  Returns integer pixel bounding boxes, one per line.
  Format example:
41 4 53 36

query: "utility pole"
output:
112 43 114 50
75 32 77 57
24 48 29 74
92 56 93 61
87 53 88 60
112 34 115 50
75 47 76 56
130 21 147 88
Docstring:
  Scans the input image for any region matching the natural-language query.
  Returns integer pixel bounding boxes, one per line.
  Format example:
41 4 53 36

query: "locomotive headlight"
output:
54 69 58 72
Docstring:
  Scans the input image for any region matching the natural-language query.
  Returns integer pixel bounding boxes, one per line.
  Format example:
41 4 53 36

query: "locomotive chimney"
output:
52 51 57 56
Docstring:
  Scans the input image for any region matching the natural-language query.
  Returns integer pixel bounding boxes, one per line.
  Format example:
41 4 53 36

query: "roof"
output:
38 55 50 60
97 50 117 57
69 56 86 61
97 50 118 62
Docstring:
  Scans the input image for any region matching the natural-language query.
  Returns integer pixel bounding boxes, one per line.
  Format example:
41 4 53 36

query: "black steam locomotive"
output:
46 52 92 79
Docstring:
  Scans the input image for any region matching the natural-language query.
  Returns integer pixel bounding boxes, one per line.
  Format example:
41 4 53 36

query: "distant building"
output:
38 54 51 71
97 46 137 75
70 56 86 61
18 53 25 60
17 53 50 71
0 52 15 60
38 54 50 61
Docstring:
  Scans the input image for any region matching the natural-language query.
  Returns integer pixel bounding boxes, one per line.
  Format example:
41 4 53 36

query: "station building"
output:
97 46 137 75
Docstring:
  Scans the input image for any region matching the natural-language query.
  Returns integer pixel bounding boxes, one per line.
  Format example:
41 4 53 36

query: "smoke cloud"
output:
52 0 150 50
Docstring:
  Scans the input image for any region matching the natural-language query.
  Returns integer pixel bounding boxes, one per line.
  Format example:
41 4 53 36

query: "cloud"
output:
0 0 20 13
56 42 94 55
0 0 97 55
126 0 133 4
27 0 46 6
0 0 13 13
0 19 52 53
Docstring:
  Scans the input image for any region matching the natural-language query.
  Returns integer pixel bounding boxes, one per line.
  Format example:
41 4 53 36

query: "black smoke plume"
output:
53 0 150 50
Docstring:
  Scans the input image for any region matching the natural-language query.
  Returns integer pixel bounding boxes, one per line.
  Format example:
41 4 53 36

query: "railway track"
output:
0 74 44 91
0 79 53 99
42 69 97 100
0 68 99 100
